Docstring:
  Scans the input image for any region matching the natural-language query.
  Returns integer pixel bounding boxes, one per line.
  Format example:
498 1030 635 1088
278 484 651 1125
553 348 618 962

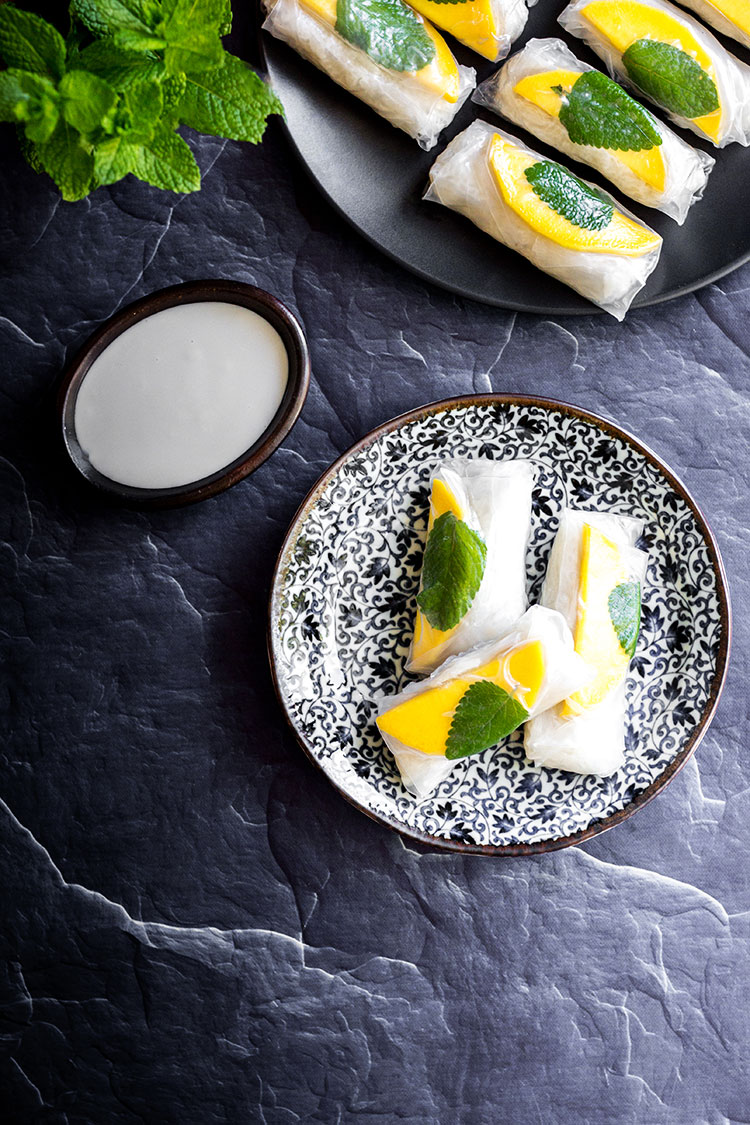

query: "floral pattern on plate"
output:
269 397 730 853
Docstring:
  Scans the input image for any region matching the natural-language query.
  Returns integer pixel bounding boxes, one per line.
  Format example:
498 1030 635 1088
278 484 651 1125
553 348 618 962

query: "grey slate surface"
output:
0 11 748 1122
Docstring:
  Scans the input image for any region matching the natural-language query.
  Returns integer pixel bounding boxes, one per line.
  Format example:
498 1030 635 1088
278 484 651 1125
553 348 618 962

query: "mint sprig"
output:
336 0 437 73
416 511 487 632
622 38 719 120
0 0 282 201
608 580 641 659
525 161 614 231
445 681 529 761
557 70 662 153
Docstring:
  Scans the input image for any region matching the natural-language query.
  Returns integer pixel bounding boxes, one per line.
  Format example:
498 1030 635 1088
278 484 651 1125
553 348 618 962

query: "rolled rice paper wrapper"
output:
424 119 662 319
377 604 592 800
677 0 750 53
262 0 476 150
524 509 648 777
408 0 534 63
474 37 714 223
558 0 750 147
407 457 534 675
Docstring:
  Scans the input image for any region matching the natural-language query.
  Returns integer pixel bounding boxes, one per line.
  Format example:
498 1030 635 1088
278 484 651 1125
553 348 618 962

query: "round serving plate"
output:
259 3 750 314
268 395 731 854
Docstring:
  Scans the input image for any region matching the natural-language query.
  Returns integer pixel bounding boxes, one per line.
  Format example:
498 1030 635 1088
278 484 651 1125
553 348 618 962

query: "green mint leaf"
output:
623 38 719 119
69 40 163 88
129 122 201 192
36 119 95 201
160 73 187 126
335 0 436 73
0 5 66 80
177 53 282 143
70 0 156 38
0 70 59 143
112 28 167 52
416 511 487 632
608 580 641 659
163 29 223 76
93 133 140 183
558 70 662 152
445 681 529 761
525 161 614 231
60 70 118 137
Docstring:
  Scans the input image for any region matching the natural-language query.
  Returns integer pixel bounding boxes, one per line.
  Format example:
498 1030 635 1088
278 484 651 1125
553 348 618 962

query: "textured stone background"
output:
1 3 748 1122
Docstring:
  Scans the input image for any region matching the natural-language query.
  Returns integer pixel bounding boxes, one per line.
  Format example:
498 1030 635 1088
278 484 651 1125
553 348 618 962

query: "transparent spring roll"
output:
524 510 648 776
424 119 662 319
559 0 750 147
474 37 714 223
407 457 534 675
407 0 533 62
262 0 476 150
677 0 750 53
378 605 591 799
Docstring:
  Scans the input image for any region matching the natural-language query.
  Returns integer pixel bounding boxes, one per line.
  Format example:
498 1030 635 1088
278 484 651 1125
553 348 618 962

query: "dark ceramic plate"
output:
259 3 750 314
268 395 731 854
58 280 310 508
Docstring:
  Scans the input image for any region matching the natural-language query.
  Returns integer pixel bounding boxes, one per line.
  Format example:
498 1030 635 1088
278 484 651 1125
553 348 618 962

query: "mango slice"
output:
487 135 661 256
513 69 666 192
581 0 722 139
408 0 500 62
377 639 546 756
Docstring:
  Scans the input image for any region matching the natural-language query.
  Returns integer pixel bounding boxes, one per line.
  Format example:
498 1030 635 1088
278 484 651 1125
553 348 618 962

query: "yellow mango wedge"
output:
408 0 500 61
487 135 661 256
562 523 631 716
301 0 462 101
701 0 750 38
513 69 666 192
411 477 466 665
581 0 722 139
377 639 545 757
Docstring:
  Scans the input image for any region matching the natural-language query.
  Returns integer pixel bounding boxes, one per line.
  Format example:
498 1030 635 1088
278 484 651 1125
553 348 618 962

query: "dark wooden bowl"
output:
58 279 310 508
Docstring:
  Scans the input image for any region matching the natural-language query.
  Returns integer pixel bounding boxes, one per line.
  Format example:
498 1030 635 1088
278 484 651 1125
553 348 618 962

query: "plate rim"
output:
258 33 750 316
267 393 732 855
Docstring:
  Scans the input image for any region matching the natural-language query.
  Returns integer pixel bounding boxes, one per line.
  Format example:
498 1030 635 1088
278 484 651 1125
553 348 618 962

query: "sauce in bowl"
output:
74 301 289 490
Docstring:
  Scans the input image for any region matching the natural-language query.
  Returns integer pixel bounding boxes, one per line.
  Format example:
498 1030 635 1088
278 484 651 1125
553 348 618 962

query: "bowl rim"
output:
267 393 732 856
57 279 310 509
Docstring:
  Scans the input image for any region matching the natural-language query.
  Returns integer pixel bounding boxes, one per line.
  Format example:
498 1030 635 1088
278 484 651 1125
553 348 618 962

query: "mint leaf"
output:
445 681 529 760
60 70 118 136
558 70 662 152
36 119 95 201
336 0 436 73
178 53 282 142
70 0 155 37
608 580 641 659
525 161 614 231
70 40 163 88
94 133 140 183
162 28 223 76
416 511 487 632
0 70 59 143
112 28 167 53
623 38 719 119
0 5 66 80
130 123 200 191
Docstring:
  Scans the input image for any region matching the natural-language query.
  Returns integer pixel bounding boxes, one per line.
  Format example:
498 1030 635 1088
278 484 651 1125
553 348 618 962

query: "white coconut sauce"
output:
74 301 289 489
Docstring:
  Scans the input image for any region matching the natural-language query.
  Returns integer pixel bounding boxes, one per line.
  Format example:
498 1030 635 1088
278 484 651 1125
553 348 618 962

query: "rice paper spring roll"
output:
408 0 533 62
524 510 648 776
407 457 534 675
558 0 750 147
262 0 476 150
378 605 591 799
424 119 662 319
677 0 750 53
474 38 714 223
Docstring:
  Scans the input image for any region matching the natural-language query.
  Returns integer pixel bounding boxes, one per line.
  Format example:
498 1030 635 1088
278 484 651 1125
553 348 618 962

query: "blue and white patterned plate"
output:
268 396 731 854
